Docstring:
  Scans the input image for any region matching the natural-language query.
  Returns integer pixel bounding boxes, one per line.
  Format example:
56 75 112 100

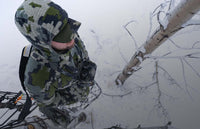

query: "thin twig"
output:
156 1 171 29
135 82 157 94
157 10 166 29
91 111 94 129
154 61 169 118
109 70 121 76
180 58 193 100
147 13 153 40
168 38 193 50
90 29 103 50
182 58 200 78
152 1 170 15
168 0 175 11
118 44 128 63
157 65 183 90
192 41 200 48
147 51 200 59
183 22 200 27
102 91 133 98
123 20 138 49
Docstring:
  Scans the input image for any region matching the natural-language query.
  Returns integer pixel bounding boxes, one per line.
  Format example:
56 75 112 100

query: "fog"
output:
0 0 200 129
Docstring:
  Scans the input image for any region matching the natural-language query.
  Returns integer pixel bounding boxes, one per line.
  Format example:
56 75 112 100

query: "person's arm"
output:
75 35 97 83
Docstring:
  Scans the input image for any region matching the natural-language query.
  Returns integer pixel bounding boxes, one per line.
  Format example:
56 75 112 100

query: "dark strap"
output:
18 45 32 121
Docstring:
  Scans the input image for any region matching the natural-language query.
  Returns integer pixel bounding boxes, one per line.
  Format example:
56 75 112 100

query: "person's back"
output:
15 0 97 127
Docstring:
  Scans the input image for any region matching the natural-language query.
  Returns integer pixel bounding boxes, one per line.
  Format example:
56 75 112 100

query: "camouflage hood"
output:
15 0 89 80
15 0 81 54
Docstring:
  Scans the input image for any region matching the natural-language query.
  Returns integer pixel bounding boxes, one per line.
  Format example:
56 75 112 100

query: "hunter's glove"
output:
79 60 97 82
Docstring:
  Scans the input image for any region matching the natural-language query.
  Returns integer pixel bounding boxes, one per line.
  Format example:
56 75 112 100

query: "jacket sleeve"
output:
75 34 97 82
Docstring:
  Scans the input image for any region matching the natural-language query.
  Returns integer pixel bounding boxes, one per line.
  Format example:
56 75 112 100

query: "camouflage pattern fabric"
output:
15 0 96 127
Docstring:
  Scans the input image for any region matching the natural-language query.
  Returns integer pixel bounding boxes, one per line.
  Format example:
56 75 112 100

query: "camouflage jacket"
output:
15 0 94 106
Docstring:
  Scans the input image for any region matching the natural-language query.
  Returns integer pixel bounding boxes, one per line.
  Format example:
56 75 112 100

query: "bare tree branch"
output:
116 0 200 85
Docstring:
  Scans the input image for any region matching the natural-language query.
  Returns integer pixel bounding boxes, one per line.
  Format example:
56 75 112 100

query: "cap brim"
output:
53 18 81 43
68 18 81 32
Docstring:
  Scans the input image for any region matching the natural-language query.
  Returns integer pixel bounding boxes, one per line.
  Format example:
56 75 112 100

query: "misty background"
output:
0 0 200 129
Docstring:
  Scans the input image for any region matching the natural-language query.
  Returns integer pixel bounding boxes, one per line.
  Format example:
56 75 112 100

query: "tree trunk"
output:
116 0 200 85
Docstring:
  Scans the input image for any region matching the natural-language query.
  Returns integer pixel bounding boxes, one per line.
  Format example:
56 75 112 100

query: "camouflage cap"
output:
15 0 81 48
